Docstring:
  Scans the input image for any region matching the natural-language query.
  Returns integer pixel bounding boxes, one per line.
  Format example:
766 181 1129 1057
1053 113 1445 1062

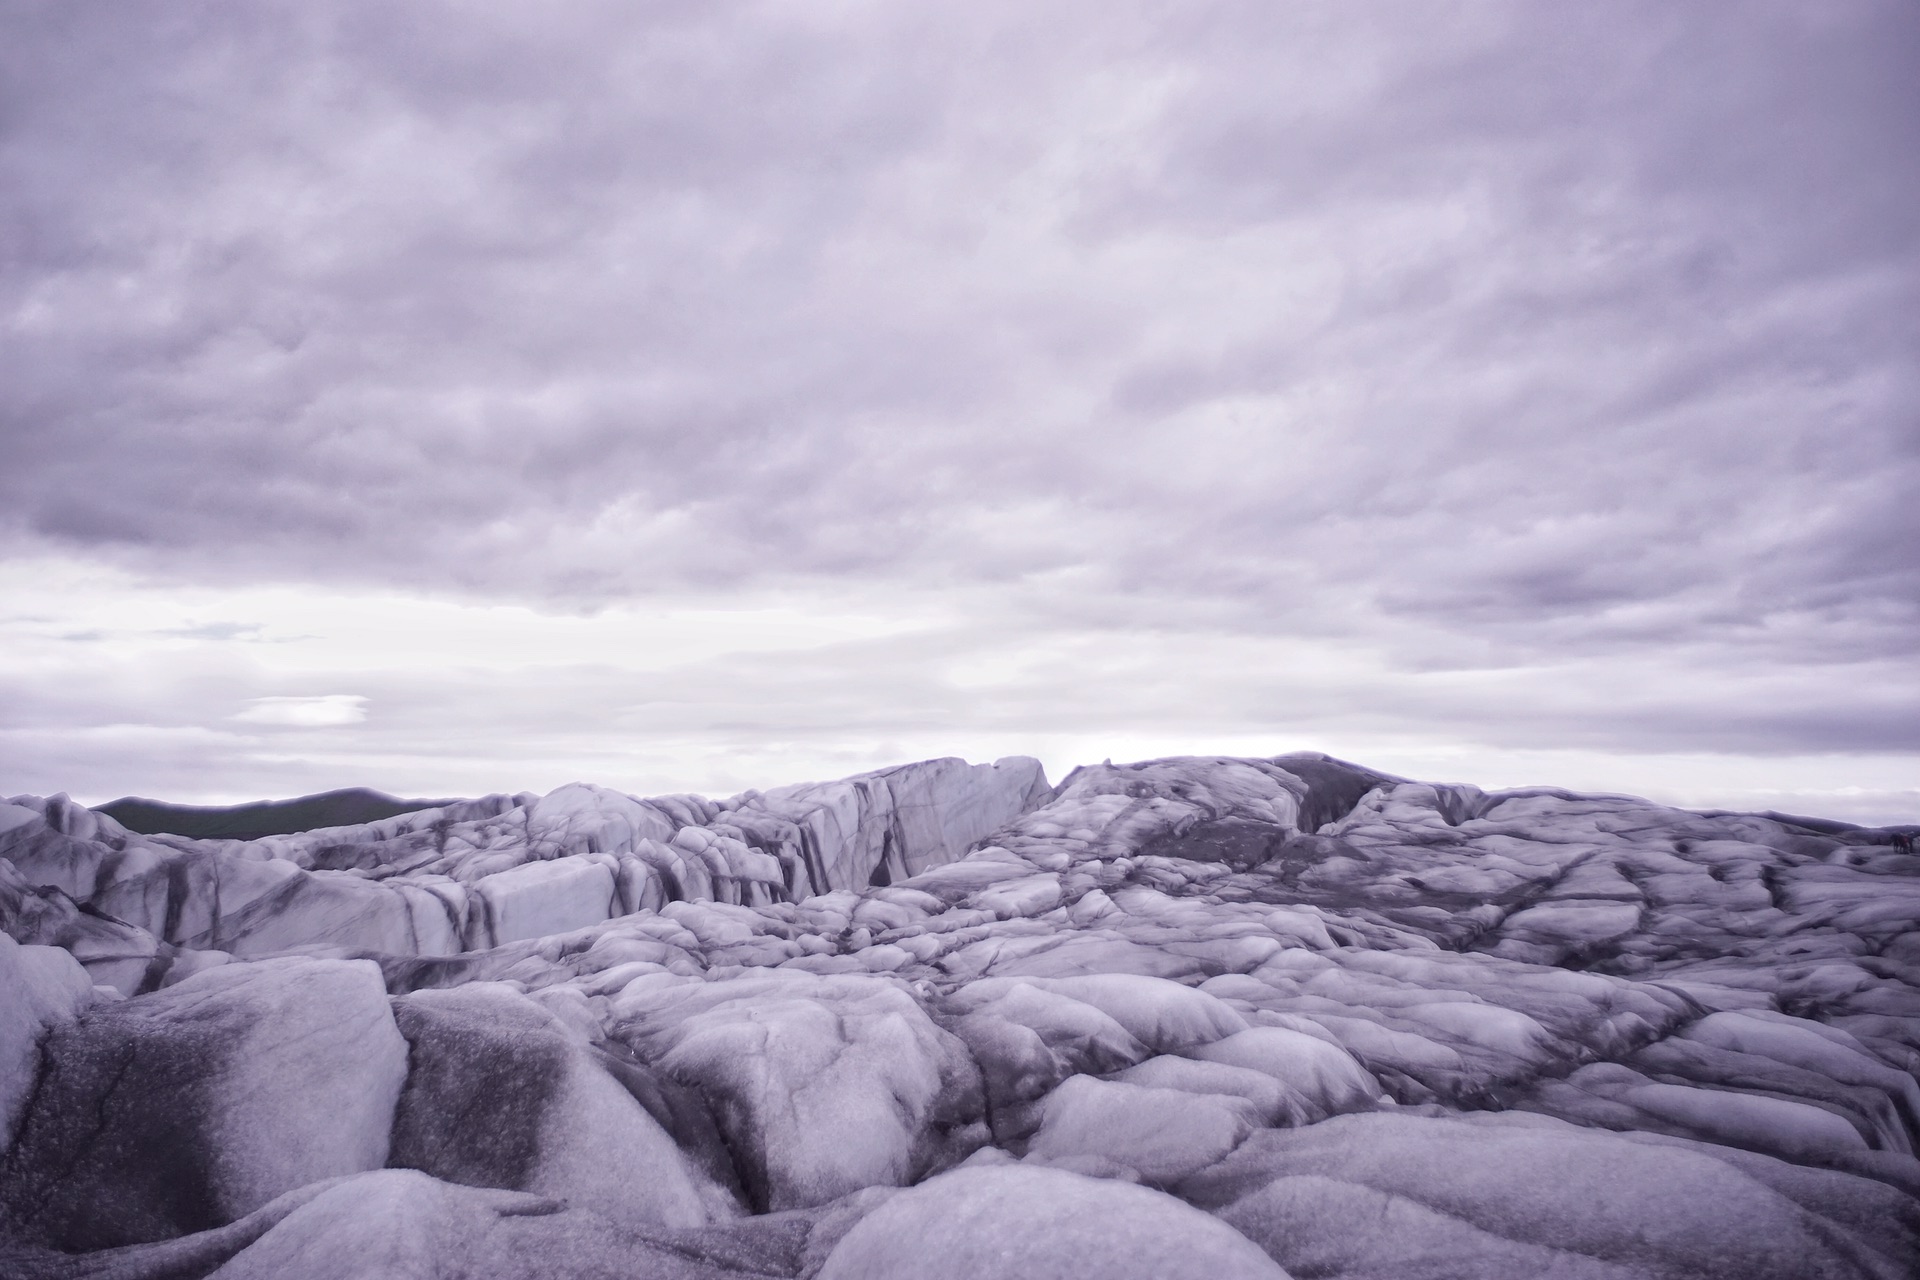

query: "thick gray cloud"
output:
1 1 1915 810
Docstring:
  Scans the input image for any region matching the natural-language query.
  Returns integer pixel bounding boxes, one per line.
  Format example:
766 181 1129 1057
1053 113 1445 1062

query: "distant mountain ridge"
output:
94 787 457 841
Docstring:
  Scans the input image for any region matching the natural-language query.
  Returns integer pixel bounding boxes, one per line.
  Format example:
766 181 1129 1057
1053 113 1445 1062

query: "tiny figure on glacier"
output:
1893 831 1916 855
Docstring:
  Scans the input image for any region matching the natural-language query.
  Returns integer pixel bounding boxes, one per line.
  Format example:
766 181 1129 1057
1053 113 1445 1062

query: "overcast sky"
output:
4 1 1916 821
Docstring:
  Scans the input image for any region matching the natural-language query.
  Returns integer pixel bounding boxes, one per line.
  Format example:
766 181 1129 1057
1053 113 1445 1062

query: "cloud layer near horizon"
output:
3 2 1916 818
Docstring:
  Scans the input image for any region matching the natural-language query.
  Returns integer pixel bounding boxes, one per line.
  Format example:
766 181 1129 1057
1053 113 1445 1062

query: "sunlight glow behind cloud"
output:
232 695 370 728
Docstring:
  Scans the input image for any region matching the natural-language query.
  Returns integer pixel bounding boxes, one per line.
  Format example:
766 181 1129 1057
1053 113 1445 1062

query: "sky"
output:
3 1 1917 822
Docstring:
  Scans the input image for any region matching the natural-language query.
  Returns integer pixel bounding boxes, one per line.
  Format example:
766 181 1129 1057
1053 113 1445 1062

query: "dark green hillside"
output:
95 788 455 840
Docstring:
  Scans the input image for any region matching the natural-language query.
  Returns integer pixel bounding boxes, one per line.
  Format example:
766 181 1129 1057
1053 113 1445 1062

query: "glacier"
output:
2 751 1917 1279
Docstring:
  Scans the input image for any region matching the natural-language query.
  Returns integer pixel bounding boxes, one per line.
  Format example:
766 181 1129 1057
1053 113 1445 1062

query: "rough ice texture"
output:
0 755 1050 972
0 957 407 1251
2 750 1918 1279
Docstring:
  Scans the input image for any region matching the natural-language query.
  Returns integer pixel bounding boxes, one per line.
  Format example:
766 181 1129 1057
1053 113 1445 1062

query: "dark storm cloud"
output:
2 0 1915 784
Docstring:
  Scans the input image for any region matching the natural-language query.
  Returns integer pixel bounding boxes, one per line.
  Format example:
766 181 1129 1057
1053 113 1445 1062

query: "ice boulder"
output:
35 1168 807 1280
1026 1075 1262 1184
615 971 985 1210
1180 1110 1919 1280
944 976 1151 1081
0 957 407 1251
1186 1026 1383 1123
1112 1055 1300 1124
1031 973 1251 1052
472 856 619 946
815 1163 1290 1280
389 982 725 1227
0 932 97 1150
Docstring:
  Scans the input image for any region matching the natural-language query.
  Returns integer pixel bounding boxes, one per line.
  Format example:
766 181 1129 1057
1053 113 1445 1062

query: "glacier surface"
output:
2 751 1917 1278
